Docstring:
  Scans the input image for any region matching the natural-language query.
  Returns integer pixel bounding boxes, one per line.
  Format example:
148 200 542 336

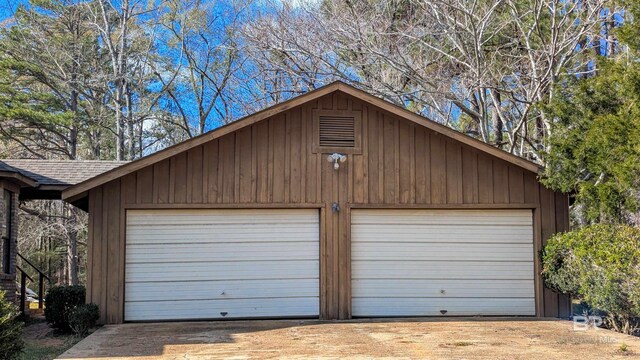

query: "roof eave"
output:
0 170 39 188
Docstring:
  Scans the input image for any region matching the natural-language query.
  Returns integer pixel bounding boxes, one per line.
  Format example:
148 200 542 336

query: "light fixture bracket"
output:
327 153 347 170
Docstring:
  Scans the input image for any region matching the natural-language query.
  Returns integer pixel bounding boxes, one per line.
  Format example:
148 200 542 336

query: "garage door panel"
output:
125 297 320 321
126 260 319 282
352 261 533 280
352 298 536 317
125 209 319 321
352 226 532 243
352 209 535 317
352 210 532 226
352 243 533 262
126 279 319 302
126 242 318 263
126 227 318 244
352 279 535 298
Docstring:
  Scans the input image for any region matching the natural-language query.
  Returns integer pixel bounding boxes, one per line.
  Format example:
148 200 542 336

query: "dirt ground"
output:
21 321 81 360
57 318 640 360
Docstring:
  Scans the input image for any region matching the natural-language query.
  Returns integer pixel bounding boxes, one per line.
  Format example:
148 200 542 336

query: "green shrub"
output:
45 285 86 332
542 224 640 334
69 303 99 336
0 290 24 359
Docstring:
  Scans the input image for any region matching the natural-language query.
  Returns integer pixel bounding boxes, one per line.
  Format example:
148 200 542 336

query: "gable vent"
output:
319 116 356 148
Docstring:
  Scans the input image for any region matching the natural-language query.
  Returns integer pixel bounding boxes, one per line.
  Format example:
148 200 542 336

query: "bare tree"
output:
18 200 88 286
89 0 165 159
241 1 348 110
243 0 607 161
156 0 252 136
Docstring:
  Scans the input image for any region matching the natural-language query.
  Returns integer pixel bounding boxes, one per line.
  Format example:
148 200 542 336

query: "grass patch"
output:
19 319 87 360
620 343 629 352
21 337 79 360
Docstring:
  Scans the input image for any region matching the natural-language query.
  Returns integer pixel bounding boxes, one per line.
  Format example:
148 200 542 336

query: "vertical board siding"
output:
462 148 479 204
398 122 412 204
493 161 509 204
367 109 381 204
136 167 153 204
477 154 494 203
508 167 525 203
173 153 188 203
430 134 446 204
237 127 253 203
542 188 558 317
290 109 302 203
445 140 463 204
204 141 218 203
272 116 286 203
86 91 569 323
153 160 170 204
220 134 236 203
382 115 395 204
188 147 204 203
106 180 121 324
88 187 103 321
554 192 572 317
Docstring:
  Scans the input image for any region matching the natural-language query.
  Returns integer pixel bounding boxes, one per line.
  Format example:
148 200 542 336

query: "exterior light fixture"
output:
327 153 347 170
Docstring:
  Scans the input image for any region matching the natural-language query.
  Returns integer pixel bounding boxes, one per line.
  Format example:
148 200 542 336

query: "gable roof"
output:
62 81 541 201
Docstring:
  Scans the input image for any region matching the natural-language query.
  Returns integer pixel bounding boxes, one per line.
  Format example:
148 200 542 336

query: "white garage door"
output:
125 209 319 321
351 209 535 317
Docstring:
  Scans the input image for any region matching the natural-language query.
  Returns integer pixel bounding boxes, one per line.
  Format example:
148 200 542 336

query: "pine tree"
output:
542 1 640 224
0 290 23 360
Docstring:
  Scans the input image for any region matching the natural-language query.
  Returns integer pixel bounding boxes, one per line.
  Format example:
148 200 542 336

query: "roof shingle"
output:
0 159 128 187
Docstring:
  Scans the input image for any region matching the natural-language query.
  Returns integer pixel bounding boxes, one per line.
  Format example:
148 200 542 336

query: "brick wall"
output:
0 185 17 304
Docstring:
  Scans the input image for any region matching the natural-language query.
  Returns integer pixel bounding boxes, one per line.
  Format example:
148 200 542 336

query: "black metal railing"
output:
16 253 50 316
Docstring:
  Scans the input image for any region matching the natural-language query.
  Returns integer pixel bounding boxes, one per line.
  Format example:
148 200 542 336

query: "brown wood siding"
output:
85 90 570 324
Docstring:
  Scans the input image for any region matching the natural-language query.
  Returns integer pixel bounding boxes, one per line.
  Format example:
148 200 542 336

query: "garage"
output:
351 209 535 317
124 209 320 321
65 82 570 324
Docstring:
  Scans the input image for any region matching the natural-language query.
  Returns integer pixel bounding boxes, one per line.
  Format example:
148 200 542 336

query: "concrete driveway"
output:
58 318 639 359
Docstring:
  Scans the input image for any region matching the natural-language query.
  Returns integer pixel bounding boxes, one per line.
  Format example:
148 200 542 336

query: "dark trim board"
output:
123 203 325 210
348 203 540 209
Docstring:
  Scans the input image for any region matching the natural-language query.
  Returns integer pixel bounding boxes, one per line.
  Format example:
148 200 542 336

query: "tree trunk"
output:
605 12 616 57
492 92 504 149
92 129 101 159
126 82 135 160
70 71 78 160
115 82 125 161
69 15 79 160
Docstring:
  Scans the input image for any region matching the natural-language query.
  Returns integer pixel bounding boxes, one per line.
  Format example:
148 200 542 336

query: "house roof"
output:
1 159 128 188
0 161 39 188
0 159 127 202
61 81 542 202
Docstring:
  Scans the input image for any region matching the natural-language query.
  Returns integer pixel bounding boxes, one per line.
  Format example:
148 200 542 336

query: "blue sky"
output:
0 0 24 22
